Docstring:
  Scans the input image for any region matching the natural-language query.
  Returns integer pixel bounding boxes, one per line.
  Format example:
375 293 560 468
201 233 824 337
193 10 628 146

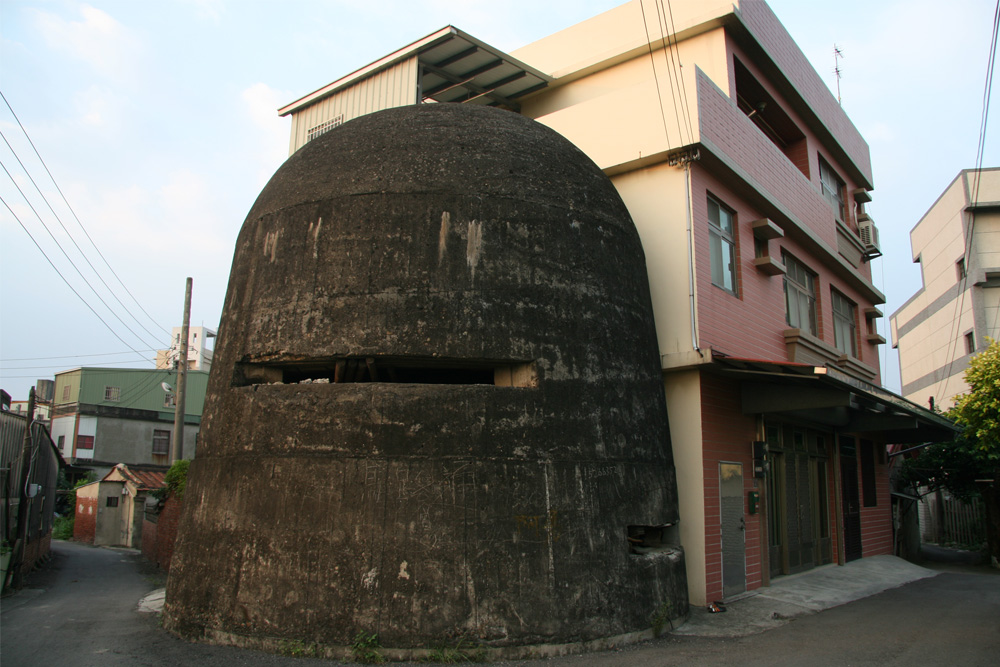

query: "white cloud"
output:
241 82 292 187
32 4 143 82
174 0 225 22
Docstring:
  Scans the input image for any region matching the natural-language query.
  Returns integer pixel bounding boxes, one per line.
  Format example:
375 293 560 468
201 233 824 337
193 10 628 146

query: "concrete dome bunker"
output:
163 104 687 658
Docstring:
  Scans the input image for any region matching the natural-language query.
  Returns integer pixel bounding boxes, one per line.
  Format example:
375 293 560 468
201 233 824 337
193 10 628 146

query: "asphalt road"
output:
2 540 998 666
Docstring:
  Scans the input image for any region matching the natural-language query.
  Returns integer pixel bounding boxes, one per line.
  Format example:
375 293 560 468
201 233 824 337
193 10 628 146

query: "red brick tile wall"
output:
700 372 761 604
737 0 872 184
142 495 183 572
860 454 893 557
689 161 882 381
74 496 97 543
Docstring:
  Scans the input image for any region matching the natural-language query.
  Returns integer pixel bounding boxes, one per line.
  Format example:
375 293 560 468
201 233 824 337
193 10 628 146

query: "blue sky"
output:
1 0 997 401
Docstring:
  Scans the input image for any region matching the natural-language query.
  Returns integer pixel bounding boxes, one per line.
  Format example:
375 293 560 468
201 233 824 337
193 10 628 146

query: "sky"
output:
0 0 998 402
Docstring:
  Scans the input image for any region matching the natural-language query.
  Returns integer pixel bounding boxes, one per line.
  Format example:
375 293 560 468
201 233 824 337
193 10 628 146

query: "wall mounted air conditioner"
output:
859 216 880 254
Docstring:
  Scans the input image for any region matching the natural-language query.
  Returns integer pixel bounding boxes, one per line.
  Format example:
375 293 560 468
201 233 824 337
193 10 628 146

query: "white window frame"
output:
831 289 857 357
707 195 738 296
819 157 846 222
784 253 817 336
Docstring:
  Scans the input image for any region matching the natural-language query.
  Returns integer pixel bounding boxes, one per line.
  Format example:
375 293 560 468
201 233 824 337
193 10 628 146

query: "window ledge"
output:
865 333 886 345
783 329 878 382
751 218 784 240
753 256 787 276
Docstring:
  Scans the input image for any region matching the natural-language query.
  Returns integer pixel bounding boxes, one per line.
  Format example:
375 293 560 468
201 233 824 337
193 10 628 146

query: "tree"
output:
900 338 1000 567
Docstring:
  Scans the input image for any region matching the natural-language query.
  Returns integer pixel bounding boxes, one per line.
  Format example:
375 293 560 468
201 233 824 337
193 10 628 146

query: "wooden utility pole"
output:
171 278 192 464
10 387 36 589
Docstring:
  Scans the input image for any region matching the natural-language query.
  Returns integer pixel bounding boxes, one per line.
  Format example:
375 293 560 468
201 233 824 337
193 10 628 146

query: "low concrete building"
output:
50 367 206 480
74 464 166 548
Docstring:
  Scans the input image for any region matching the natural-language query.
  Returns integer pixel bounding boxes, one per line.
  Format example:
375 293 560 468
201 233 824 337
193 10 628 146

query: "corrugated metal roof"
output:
279 26 551 116
109 463 167 491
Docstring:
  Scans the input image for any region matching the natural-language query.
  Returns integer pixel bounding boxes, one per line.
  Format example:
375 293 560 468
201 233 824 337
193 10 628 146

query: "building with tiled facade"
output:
278 0 952 607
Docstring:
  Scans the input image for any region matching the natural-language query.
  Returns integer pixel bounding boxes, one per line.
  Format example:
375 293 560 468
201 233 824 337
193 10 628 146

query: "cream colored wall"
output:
518 28 728 172
511 0 734 81
893 170 1000 409
663 369 706 605
287 57 418 154
611 163 695 358
974 212 1000 270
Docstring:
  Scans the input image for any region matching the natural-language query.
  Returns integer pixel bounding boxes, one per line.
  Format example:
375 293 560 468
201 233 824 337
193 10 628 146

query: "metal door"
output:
720 462 746 598
840 437 862 562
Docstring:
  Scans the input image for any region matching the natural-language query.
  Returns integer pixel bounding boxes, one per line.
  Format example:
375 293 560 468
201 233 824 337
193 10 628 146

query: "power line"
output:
0 89 170 338
0 194 163 360
933 2 999 406
1 158 165 352
1 350 160 362
0 127 166 345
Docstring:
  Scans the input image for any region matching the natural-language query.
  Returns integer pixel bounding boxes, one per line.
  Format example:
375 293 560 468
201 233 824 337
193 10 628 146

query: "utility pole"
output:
171 278 192 464
10 387 36 589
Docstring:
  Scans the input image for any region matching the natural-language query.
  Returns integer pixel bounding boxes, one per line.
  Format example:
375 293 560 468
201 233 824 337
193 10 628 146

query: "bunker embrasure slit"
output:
233 357 538 388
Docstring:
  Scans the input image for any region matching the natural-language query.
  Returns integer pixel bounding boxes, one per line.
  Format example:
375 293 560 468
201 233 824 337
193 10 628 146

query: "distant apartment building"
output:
277 0 953 606
49 367 208 480
891 168 1000 410
156 326 216 372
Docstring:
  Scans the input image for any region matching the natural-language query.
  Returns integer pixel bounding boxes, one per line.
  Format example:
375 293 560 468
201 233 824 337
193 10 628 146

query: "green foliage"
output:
52 515 74 540
425 637 486 663
351 631 385 664
953 338 1000 463
649 601 673 638
156 459 191 501
900 339 1000 500
0 540 10 555
277 639 319 658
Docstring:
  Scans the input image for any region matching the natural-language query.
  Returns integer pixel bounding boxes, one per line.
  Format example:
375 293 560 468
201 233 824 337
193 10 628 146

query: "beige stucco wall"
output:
663 369 706 605
515 5 731 172
611 162 695 359
892 169 1000 408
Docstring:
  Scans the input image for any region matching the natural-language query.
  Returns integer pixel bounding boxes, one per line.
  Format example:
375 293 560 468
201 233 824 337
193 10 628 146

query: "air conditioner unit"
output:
859 216 880 253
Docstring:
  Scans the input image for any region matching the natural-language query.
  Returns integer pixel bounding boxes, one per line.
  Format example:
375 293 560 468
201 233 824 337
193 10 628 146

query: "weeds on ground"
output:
425 636 486 663
351 631 385 664
277 638 320 658
52 515 74 540
650 601 673 638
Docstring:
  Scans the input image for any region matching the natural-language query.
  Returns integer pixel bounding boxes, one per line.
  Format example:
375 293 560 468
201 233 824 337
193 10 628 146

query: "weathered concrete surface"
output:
163 104 686 654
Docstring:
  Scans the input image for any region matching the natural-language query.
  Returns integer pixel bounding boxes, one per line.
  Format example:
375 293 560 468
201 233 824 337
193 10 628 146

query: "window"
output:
860 440 877 507
76 435 94 450
57 435 65 451
152 429 170 456
965 332 976 355
104 386 121 402
106 496 119 508
957 257 966 281
707 196 738 295
831 290 858 357
783 253 817 335
819 157 846 222
62 385 70 401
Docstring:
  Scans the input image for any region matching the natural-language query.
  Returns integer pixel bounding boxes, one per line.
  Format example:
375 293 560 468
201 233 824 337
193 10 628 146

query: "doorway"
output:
840 437 862 562
720 462 746 598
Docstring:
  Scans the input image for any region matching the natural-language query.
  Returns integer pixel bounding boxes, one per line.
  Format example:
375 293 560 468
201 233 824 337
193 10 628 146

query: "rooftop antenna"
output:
833 44 844 105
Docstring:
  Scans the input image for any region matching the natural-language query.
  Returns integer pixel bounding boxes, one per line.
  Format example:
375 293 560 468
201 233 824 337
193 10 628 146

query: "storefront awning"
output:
708 357 958 444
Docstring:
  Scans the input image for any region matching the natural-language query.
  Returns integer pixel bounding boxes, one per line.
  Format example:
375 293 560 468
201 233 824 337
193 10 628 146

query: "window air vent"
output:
307 115 344 142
